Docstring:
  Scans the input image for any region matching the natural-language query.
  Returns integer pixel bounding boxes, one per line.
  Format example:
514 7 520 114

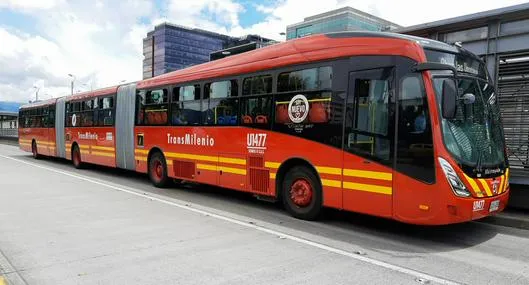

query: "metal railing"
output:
0 128 18 138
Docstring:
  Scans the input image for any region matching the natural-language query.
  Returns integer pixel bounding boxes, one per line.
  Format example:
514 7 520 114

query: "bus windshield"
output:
432 76 506 177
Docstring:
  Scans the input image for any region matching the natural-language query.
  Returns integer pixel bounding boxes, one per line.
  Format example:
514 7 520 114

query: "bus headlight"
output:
438 157 471 197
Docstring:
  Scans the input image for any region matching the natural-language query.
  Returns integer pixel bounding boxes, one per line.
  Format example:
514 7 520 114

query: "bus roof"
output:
65 86 119 102
19 98 58 110
137 32 427 89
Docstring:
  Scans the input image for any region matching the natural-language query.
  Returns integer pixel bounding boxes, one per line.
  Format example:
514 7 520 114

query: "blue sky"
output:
0 0 528 102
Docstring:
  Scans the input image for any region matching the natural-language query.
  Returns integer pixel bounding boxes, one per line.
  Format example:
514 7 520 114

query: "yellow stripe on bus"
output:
80 150 90 155
19 143 31 147
197 163 217 171
504 168 510 193
321 179 341 188
135 149 149 155
219 157 246 166
79 145 90 150
135 156 148 162
265 161 280 169
91 146 115 151
478 179 493 197
270 172 276 179
220 166 246 175
166 152 218 163
498 174 505 194
316 166 342 175
462 173 484 197
91 151 115 158
343 182 392 195
343 169 392 181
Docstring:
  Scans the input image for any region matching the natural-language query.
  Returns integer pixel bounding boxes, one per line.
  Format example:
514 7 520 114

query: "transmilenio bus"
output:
19 32 509 225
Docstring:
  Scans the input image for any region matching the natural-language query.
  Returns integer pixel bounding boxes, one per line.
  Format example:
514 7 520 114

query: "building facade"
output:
0 101 21 138
143 24 275 79
286 7 401 40
396 3 529 189
143 23 231 79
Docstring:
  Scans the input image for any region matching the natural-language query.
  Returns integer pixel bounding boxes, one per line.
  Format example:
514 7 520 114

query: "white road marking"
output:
0 154 459 285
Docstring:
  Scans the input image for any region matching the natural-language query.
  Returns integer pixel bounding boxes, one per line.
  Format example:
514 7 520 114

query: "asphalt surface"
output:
0 144 528 285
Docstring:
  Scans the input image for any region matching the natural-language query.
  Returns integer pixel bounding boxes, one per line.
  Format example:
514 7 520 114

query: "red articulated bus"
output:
19 98 58 158
19 32 510 225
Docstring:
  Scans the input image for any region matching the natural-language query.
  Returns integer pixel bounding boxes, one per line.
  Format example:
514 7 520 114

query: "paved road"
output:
0 144 528 285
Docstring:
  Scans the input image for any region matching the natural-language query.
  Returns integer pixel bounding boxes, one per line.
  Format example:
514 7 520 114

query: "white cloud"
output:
0 0 61 10
1 0 528 102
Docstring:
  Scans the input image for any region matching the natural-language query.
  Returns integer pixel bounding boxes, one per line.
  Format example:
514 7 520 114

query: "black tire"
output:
31 141 40 159
149 152 170 188
72 145 84 169
281 166 322 220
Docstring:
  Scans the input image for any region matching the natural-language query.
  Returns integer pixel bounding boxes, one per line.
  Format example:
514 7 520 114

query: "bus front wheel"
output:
281 166 322 220
149 152 170 188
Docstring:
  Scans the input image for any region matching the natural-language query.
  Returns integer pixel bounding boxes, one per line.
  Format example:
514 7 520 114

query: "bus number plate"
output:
489 200 500 212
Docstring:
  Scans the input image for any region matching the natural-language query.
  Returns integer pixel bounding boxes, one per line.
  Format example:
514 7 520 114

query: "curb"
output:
479 211 529 230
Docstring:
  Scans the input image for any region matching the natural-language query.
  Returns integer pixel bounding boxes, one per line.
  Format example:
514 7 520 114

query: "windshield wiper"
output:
476 147 484 176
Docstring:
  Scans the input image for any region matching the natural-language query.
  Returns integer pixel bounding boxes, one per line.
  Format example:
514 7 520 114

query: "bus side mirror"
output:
442 79 457 119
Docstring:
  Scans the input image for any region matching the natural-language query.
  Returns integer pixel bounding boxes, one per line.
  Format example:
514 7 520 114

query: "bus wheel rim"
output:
153 160 163 181
290 178 313 207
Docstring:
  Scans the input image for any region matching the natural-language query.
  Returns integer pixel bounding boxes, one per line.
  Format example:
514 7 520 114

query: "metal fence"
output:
0 128 17 138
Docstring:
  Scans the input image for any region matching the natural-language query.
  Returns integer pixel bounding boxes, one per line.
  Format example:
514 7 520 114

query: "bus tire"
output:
149 152 170 188
72 144 84 169
281 166 322 220
31 140 40 159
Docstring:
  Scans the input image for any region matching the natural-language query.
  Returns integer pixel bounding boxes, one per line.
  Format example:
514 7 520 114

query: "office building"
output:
143 24 275 79
286 7 401 40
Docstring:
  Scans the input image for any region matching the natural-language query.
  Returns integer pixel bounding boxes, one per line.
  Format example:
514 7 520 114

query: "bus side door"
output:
343 66 395 218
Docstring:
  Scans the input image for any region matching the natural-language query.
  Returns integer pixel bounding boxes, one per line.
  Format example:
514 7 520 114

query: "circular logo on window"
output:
72 114 77 127
288 94 309 124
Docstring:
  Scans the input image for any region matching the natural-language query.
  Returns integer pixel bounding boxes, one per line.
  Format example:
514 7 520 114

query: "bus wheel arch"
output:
71 142 83 169
275 158 323 220
31 139 40 159
147 148 170 188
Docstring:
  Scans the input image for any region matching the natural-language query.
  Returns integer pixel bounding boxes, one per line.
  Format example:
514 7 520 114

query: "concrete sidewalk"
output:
480 208 529 230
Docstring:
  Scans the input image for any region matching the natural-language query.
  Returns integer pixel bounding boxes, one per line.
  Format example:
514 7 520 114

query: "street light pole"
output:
68 74 76 95
33 86 40 102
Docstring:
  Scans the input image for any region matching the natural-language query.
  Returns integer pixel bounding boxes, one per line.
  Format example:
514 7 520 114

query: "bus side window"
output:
241 75 272 129
97 96 115 126
396 75 435 183
139 89 168 126
171 84 201 126
203 80 238 126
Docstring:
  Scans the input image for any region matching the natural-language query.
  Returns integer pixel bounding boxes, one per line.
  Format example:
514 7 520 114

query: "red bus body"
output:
18 32 509 225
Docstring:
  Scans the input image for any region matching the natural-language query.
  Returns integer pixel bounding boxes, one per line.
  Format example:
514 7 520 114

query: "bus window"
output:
203 80 238 125
48 105 55 128
137 89 168 126
396 75 434 183
277 66 332 92
242 75 272 96
81 99 95 127
97 96 115 126
241 75 273 129
171 85 201 126
345 68 394 164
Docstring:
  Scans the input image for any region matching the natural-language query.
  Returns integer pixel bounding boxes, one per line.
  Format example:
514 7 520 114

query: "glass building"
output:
286 7 401 40
143 24 275 79
143 24 231 79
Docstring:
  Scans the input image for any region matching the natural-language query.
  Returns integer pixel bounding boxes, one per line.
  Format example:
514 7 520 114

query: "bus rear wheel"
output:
281 166 322 220
149 152 170 188
31 141 40 159
72 145 83 169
